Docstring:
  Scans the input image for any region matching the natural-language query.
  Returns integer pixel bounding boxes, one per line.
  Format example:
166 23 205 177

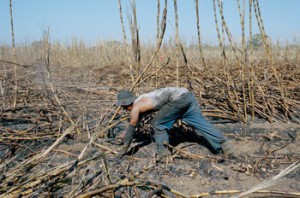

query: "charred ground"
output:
0 57 299 197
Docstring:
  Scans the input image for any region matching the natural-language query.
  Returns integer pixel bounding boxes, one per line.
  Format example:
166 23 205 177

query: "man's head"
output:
116 90 137 110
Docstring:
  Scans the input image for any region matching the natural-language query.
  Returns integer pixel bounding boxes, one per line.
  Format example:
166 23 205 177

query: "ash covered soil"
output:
63 119 300 197
1 65 299 197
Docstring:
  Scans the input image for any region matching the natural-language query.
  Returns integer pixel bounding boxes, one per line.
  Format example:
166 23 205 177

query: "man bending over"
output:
116 87 234 158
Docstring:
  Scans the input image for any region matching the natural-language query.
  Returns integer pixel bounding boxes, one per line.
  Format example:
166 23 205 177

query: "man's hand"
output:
117 144 130 159
116 125 135 159
123 125 135 145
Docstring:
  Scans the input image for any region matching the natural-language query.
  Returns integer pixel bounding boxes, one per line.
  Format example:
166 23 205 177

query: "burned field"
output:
1 0 300 196
0 59 299 198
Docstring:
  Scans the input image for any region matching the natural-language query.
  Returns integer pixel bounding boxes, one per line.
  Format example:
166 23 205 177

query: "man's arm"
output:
118 98 155 158
123 98 154 145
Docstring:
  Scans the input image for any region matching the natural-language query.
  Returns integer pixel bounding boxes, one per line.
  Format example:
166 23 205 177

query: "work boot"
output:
221 141 237 158
156 144 171 156
155 144 171 163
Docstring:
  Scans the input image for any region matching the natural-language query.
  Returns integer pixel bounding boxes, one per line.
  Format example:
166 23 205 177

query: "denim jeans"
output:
151 92 226 152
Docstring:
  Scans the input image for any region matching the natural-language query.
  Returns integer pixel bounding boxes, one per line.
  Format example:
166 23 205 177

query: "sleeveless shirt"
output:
134 87 188 110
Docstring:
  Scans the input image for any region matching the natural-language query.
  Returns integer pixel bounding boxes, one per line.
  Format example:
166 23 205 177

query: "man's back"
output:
135 87 188 110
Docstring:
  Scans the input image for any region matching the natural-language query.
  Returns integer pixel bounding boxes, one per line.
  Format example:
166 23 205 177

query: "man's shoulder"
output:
134 97 155 112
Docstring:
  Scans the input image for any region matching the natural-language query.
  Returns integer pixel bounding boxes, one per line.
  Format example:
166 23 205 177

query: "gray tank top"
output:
134 87 188 110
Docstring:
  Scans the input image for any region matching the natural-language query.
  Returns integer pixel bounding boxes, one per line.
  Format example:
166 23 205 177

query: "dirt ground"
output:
54 64 300 196
62 118 300 197
1 64 300 197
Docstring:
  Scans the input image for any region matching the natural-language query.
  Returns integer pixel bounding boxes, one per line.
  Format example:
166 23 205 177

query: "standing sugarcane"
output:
9 0 17 108
195 0 206 68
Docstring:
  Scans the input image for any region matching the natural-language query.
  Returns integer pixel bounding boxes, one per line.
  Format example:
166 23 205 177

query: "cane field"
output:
0 0 299 197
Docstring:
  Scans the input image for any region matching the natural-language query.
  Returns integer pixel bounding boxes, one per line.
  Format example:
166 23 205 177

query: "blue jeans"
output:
151 92 226 152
